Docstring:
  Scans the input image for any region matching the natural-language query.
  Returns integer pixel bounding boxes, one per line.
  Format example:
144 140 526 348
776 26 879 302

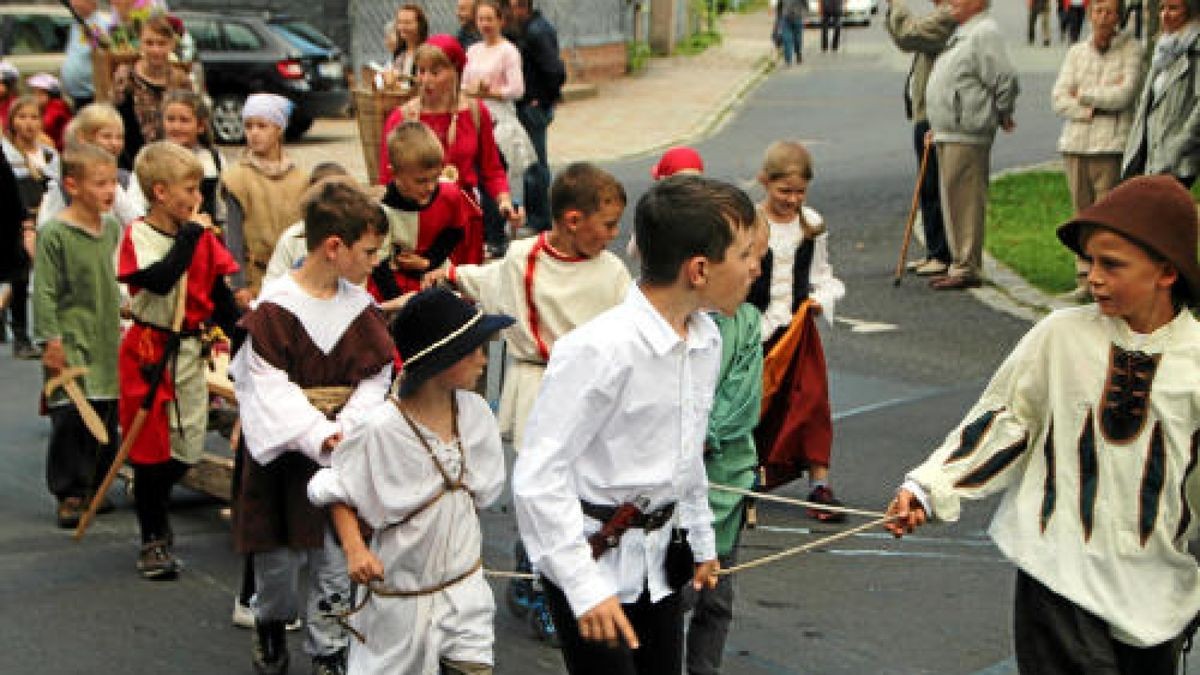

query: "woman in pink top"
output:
378 34 524 263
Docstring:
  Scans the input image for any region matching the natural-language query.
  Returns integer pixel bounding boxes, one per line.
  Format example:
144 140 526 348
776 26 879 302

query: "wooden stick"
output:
893 140 932 286
76 273 188 541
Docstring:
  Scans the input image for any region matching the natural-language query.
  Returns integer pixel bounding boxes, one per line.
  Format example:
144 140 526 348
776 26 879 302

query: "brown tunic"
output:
231 301 393 553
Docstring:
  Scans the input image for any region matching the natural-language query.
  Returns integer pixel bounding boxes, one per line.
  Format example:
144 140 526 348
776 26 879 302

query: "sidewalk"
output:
286 9 778 181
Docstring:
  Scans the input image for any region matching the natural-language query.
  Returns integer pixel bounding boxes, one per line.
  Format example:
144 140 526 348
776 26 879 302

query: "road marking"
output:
836 315 899 333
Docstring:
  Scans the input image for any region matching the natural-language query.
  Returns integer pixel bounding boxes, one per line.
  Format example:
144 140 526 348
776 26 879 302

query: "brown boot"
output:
56 497 83 529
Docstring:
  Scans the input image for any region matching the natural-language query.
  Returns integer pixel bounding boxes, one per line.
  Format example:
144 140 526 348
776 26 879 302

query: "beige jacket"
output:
1051 31 1143 155
886 0 956 123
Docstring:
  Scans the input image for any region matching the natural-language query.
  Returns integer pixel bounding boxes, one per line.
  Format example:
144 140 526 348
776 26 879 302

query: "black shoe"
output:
137 540 180 580
806 485 848 523
311 649 346 675
56 496 83 529
252 620 289 675
12 335 40 359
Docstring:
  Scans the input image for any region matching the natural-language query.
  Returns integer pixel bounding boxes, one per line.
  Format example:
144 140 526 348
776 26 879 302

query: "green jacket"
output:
1122 30 1200 181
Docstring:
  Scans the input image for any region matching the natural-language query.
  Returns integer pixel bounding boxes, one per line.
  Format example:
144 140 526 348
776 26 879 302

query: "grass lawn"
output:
985 171 1079 294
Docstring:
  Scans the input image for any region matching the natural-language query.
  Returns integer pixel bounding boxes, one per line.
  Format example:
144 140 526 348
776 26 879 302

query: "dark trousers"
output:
46 400 119 500
517 102 554 233
684 551 736 675
913 120 950 264
820 9 841 51
778 15 805 64
132 459 188 544
545 579 684 675
1063 6 1085 43
1014 570 1185 675
5 262 30 339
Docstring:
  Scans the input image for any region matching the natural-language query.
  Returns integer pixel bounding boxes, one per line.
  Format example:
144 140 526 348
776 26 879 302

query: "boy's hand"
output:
499 201 525 232
233 288 254 312
393 251 430 272
322 432 343 452
692 559 721 591
190 212 214 230
810 301 823 315
378 291 416 313
42 339 66 374
579 596 639 650
422 268 450 289
346 545 385 585
22 221 36 261
885 488 927 538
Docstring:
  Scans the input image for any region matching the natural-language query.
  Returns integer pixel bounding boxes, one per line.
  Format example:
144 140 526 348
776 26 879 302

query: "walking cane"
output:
893 140 932 287
75 273 188 541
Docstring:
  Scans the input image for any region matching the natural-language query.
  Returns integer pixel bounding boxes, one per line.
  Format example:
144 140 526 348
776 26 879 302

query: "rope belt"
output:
302 386 353 418
337 558 485 644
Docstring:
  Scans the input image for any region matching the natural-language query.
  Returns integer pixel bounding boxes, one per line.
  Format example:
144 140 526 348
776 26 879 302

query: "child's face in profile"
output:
701 221 759 316
392 163 441 206
153 176 202 225
88 124 125 157
566 198 624 259
244 117 282 157
333 230 384 286
434 344 489 391
1083 228 1178 333
66 162 118 214
761 173 808 220
32 89 50 108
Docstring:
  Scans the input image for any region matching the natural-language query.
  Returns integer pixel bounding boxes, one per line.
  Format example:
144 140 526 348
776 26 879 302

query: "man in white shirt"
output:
513 175 761 675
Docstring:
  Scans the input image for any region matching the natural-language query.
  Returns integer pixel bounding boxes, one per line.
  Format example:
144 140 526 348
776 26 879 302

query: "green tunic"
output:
33 215 122 403
705 303 764 556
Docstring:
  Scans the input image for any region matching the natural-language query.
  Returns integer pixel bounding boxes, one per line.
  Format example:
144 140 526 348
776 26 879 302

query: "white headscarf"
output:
241 93 293 129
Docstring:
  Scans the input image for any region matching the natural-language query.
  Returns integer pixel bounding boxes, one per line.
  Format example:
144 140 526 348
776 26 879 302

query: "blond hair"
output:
64 103 123 147
387 121 445 173
134 140 202 201
760 140 814 182
61 143 116 180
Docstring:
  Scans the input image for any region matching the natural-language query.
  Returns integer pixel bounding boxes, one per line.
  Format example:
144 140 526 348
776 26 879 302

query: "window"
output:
7 15 72 55
185 19 221 51
223 21 263 51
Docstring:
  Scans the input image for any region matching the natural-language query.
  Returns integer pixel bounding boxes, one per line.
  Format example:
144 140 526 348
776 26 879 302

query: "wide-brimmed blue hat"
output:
391 287 513 395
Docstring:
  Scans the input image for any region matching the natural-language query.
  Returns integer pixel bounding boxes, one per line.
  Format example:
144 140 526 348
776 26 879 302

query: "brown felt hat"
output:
1057 174 1200 303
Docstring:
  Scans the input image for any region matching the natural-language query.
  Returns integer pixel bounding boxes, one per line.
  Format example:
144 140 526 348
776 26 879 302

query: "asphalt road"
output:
0 5 1167 674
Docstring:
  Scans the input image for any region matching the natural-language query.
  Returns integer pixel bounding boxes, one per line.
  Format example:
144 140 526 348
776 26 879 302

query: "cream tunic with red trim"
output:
904 306 1200 647
449 233 630 448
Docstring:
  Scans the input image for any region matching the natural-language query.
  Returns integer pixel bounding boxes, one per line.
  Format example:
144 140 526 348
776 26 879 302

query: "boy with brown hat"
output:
886 174 1200 673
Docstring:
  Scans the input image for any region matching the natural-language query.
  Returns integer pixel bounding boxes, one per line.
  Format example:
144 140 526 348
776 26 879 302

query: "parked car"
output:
0 3 72 78
805 0 875 26
175 10 349 144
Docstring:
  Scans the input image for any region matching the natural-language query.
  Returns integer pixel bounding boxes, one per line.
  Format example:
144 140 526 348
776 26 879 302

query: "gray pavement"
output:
3 5 1188 675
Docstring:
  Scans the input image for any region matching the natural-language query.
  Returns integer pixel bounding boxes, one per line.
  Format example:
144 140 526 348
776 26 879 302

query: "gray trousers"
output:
936 141 992 280
253 527 350 657
683 551 737 675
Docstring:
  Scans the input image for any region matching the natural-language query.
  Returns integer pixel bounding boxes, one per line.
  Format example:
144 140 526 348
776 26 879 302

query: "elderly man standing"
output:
456 0 481 49
510 0 566 234
1051 0 1142 300
887 0 957 277
925 0 1019 290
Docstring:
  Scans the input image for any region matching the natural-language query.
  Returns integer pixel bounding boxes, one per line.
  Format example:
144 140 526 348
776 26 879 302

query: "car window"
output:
222 21 263 51
274 21 333 50
185 19 222 51
6 15 73 55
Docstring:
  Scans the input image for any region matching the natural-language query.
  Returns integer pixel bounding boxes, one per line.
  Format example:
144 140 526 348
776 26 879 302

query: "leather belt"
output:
581 500 675 532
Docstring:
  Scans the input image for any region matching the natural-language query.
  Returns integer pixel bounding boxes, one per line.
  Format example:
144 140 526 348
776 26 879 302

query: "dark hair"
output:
395 4 430 47
636 175 756 286
141 14 177 41
550 162 626 222
161 89 214 149
309 161 349 185
475 0 509 23
303 177 387 252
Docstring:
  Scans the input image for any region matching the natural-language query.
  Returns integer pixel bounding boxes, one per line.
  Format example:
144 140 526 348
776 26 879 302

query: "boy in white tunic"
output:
427 161 631 450
887 175 1200 674
513 176 760 675
308 287 512 675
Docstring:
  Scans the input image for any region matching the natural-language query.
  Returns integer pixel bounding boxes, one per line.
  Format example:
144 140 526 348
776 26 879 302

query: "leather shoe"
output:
929 275 982 290
914 259 949 276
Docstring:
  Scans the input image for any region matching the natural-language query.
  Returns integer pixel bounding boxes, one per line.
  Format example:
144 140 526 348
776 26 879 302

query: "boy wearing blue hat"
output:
309 287 512 675
887 174 1200 674
221 92 309 304
231 177 394 675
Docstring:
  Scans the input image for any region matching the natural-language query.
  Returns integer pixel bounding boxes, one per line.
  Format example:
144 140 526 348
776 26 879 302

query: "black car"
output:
176 10 349 144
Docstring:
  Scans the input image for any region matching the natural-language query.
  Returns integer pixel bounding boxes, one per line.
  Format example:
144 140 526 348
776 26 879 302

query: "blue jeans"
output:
779 15 804 64
518 102 554 233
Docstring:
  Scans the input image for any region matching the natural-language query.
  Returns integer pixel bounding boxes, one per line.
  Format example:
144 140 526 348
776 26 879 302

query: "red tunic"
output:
377 103 509 200
117 223 238 464
41 98 72 152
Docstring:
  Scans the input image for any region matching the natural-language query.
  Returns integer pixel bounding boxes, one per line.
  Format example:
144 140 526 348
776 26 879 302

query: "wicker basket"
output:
91 49 140 103
353 87 415 185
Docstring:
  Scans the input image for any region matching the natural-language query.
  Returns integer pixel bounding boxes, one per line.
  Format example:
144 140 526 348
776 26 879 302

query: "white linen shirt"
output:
512 284 721 617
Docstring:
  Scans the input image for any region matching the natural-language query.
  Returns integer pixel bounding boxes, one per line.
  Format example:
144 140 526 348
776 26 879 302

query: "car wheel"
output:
211 94 246 145
284 114 314 142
